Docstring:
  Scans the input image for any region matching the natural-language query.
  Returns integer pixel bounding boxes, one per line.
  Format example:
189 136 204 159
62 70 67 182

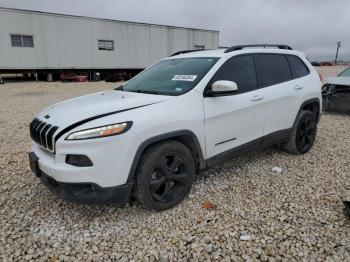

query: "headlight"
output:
66 122 132 140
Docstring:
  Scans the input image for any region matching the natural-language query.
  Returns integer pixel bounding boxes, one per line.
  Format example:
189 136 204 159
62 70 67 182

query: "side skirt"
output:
261 128 292 148
206 128 292 169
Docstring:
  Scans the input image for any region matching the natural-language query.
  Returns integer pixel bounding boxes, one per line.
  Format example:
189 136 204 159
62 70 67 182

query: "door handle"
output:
250 95 264 101
294 85 303 90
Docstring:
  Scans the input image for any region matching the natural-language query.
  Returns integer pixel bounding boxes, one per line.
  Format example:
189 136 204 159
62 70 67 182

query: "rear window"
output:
256 54 293 86
287 55 309 78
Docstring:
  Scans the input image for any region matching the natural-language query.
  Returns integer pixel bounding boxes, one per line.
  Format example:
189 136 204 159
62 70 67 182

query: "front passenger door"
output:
203 55 266 161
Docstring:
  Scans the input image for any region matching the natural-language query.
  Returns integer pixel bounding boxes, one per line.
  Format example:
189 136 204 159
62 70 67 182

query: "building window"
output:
10 34 34 47
98 40 114 51
194 45 205 50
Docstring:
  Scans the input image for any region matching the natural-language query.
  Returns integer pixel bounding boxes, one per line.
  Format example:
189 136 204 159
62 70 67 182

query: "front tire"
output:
135 141 195 211
284 110 317 155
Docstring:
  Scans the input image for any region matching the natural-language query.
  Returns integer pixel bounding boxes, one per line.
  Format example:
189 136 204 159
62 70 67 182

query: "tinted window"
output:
287 55 309 78
209 55 257 93
256 54 292 86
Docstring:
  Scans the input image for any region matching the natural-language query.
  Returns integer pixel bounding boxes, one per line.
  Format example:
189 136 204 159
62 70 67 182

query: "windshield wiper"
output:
134 90 160 95
114 87 159 95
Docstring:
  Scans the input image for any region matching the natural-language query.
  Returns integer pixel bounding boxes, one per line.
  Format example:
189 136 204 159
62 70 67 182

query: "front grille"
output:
29 118 59 152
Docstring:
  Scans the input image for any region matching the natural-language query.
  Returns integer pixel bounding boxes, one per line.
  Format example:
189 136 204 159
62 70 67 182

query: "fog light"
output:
66 154 93 167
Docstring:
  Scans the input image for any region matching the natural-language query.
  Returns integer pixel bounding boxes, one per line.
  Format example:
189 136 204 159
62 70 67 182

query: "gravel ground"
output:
1 69 350 261
317 65 348 78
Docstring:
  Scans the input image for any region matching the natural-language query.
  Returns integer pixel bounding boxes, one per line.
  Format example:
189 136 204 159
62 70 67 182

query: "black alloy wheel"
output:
149 152 189 203
296 114 316 153
135 141 195 211
284 110 318 155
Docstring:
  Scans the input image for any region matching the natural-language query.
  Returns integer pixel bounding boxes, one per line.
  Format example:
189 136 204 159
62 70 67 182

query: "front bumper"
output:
40 172 134 205
30 128 139 187
29 151 134 205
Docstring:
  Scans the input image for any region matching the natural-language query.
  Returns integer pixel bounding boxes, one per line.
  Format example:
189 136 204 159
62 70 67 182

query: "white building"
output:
0 7 219 75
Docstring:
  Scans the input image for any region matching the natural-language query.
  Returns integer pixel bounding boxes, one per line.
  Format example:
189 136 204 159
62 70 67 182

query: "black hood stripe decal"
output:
54 103 158 144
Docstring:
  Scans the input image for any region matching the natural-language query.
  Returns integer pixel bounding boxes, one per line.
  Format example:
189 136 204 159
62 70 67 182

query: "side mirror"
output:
208 80 238 96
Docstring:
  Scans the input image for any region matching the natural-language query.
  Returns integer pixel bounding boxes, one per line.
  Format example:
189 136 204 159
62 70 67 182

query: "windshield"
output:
122 57 219 96
338 67 350 77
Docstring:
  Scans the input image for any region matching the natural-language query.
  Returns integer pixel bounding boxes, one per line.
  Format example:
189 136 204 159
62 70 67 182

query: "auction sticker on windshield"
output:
172 75 198 81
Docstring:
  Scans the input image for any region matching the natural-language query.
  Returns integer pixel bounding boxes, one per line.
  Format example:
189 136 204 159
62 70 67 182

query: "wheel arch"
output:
296 98 321 124
127 130 206 182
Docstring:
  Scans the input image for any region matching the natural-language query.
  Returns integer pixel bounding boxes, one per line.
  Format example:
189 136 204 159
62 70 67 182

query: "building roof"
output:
0 7 219 33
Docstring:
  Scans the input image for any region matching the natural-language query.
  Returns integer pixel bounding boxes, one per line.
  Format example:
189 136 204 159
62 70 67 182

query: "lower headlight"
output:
66 122 132 140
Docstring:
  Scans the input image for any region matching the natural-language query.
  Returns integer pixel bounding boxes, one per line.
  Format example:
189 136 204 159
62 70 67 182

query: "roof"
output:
0 7 219 33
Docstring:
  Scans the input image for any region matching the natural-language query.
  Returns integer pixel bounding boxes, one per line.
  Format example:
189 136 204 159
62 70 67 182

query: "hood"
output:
325 76 350 86
37 90 170 128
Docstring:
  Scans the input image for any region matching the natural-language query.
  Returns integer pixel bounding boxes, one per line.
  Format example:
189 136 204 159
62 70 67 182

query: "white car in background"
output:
322 67 350 113
29 44 322 211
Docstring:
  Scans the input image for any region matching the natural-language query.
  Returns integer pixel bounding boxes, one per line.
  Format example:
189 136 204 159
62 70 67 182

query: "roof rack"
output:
170 49 210 57
224 44 293 53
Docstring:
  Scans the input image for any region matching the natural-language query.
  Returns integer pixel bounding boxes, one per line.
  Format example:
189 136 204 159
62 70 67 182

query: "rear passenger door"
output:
203 55 266 160
255 54 300 138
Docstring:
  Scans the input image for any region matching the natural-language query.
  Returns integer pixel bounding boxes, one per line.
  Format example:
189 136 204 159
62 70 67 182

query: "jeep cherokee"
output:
29 44 322 211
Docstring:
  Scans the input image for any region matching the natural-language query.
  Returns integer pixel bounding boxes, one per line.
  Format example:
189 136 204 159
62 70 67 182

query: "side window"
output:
209 55 257 94
287 55 310 78
256 54 292 86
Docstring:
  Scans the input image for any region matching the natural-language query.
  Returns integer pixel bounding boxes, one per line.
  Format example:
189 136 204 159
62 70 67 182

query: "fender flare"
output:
127 130 206 182
294 97 321 125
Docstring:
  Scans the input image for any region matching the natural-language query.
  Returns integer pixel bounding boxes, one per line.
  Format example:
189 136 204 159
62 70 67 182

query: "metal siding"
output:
39 15 59 67
0 8 219 70
92 20 117 68
1 9 41 68
149 27 169 63
72 18 94 68
173 29 190 53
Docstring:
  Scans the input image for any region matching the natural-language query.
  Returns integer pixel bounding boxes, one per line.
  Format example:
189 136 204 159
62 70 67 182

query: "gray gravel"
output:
1 80 350 261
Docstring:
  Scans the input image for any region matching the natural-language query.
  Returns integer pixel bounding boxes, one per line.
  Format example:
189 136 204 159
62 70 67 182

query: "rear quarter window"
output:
287 55 310 78
256 54 293 87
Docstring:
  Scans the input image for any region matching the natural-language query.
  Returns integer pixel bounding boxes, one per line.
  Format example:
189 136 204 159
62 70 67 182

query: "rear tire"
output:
135 141 195 211
284 110 317 155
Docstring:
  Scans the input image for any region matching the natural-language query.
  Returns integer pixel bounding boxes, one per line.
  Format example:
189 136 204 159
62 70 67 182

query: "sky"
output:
0 0 349 61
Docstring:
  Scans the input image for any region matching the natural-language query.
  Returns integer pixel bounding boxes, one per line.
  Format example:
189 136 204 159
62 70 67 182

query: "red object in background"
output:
60 72 77 82
320 62 333 66
74 75 88 82
60 72 88 82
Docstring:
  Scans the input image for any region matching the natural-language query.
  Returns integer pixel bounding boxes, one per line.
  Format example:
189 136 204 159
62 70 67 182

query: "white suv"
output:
29 44 322 210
